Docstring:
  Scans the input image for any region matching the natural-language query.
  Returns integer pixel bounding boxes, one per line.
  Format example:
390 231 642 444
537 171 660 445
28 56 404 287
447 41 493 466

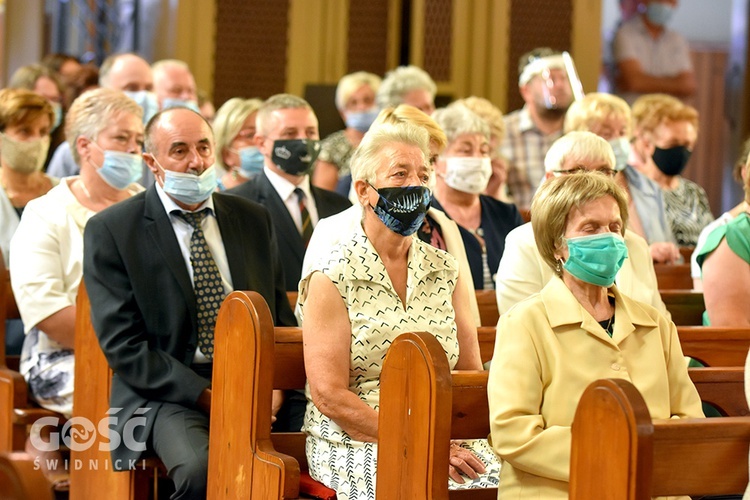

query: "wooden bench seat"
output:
570 378 750 498
689 366 749 416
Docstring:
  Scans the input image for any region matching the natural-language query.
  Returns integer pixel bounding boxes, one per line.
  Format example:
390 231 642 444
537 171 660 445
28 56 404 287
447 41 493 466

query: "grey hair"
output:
256 93 314 136
66 88 143 164
335 71 382 111
432 103 490 145
350 121 430 185
143 107 211 155
376 65 437 109
212 97 263 171
544 131 616 173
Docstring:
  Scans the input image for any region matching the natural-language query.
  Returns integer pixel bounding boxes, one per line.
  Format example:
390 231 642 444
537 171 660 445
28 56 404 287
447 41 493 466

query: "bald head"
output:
152 60 198 107
99 53 153 92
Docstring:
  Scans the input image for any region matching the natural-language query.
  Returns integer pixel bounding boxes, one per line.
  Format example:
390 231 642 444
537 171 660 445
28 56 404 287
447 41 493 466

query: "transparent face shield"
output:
521 52 584 111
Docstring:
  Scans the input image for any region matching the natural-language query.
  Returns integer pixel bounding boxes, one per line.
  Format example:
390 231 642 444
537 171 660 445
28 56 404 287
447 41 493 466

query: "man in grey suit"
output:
83 107 295 499
227 94 351 291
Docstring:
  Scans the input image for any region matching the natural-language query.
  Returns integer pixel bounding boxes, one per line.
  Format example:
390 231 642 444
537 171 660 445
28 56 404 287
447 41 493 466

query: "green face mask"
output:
562 233 628 287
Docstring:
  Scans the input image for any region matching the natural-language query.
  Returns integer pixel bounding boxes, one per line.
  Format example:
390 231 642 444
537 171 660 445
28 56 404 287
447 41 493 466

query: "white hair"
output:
376 65 437 109
544 131 616 173
350 121 430 184
432 103 490 145
335 71 382 111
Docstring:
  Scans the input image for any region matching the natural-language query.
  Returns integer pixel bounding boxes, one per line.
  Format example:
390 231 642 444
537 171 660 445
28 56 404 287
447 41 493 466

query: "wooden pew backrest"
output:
475 290 499 328
654 263 693 290
570 378 750 499
677 326 750 366
660 289 704 326
689 367 749 416
208 291 300 500
377 331 495 500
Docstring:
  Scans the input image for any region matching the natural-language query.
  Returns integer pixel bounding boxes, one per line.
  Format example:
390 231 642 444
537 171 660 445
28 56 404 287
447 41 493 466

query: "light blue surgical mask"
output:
645 2 674 26
123 90 159 124
156 160 217 205
90 141 143 189
345 107 379 133
608 137 630 172
51 102 63 132
237 146 265 179
161 98 200 114
562 232 628 287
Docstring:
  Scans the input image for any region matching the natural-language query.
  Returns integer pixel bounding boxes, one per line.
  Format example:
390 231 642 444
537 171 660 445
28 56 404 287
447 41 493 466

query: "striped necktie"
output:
176 209 225 359
295 188 313 246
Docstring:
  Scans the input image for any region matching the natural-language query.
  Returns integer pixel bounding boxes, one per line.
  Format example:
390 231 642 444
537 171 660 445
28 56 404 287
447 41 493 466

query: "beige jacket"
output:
488 277 703 499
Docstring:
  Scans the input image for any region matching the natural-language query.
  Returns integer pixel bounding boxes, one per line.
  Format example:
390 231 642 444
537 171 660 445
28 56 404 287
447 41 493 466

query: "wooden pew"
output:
0 451 54 500
209 291 336 499
689 366 749 417
677 326 750 366
569 378 750 499
377 331 496 499
0 251 61 453
653 263 693 290
70 282 163 500
475 290 499 327
659 289 704 325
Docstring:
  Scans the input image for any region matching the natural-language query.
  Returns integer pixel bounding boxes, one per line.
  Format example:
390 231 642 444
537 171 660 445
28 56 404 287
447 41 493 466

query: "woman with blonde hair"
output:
213 97 264 190
630 93 713 246
313 71 381 193
565 92 679 263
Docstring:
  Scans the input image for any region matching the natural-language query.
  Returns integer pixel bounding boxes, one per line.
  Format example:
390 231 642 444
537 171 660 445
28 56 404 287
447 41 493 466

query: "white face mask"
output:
442 156 492 194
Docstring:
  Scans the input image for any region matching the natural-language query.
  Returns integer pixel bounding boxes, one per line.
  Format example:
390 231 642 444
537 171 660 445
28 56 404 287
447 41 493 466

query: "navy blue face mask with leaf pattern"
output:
369 184 431 237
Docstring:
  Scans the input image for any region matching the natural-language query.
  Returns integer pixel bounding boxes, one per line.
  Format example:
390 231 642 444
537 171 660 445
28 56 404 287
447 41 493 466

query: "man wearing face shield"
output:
227 94 351 292
500 48 576 212
47 53 157 187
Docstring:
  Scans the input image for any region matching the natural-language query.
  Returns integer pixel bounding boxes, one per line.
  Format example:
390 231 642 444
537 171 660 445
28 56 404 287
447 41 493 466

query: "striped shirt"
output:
500 106 563 211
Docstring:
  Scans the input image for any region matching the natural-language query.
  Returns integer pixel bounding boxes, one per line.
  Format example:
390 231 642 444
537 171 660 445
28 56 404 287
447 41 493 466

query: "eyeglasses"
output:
552 166 617 178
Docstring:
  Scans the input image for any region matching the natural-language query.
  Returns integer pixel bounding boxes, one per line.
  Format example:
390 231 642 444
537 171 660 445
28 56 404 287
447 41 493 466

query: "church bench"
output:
208 291 323 499
475 290 499 327
654 263 693 290
376 331 497 499
660 289 704 325
0 451 54 500
0 252 63 454
69 282 165 500
569 378 750 499
677 326 750 366
689 366 749 416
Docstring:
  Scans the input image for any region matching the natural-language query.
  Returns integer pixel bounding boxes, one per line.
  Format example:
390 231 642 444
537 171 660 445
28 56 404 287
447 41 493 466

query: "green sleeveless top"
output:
696 212 750 325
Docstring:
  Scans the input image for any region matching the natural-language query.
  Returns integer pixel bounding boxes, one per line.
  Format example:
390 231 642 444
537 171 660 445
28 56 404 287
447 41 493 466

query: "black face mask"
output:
652 145 692 177
369 185 431 237
271 139 320 176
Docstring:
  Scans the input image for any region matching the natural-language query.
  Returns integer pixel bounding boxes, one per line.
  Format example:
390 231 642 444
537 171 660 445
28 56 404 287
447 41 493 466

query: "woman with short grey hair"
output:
431 102 524 290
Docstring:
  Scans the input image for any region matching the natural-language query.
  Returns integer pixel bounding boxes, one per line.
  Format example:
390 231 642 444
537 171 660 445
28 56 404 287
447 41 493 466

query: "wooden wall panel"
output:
507 0 572 113
348 1 390 75
688 48 731 217
213 0 289 106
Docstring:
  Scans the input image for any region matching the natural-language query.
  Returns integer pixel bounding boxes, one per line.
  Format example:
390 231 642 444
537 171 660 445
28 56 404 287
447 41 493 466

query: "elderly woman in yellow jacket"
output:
488 172 703 499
